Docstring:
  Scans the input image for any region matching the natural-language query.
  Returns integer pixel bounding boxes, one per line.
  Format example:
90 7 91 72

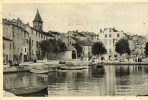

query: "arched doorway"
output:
72 48 77 59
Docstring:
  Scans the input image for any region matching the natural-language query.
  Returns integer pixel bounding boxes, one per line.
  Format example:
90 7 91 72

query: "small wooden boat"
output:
65 62 75 66
30 67 48 74
59 66 87 70
4 86 48 96
30 64 58 73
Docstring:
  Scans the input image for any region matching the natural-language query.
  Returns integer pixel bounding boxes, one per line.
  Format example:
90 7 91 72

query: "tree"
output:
39 39 67 60
115 39 131 55
91 42 107 58
73 43 83 57
59 41 67 52
145 42 148 57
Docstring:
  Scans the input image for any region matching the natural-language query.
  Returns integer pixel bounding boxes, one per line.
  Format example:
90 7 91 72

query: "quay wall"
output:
103 62 148 65
3 66 30 73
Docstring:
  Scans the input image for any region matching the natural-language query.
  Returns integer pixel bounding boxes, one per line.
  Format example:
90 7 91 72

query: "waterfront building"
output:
3 18 30 63
81 41 93 60
24 10 54 60
68 30 88 41
128 35 146 60
98 28 127 60
83 32 99 42
3 9 54 64
3 19 13 64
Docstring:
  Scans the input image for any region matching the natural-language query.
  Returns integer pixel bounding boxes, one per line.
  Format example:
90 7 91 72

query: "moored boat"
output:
30 67 48 74
59 65 87 70
30 65 49 74
30 64 58 73
4 86 48 96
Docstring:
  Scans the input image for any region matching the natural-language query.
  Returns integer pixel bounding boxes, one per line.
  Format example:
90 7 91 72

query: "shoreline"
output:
3 61 148 73
103 62 148 65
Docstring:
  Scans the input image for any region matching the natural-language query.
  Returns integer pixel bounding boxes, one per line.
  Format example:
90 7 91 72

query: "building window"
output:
26 39 28 44
113 39 115 45
114 55 117 57
13 42 15 49
36 41 38 47
25 48 26 53
13 32 15 37
105 34 107 38
3 43 5 49
32 40 33 46
41 34 43 38
10 43 11 49
109 49 111 53
117 34 120 37
109 34 111 37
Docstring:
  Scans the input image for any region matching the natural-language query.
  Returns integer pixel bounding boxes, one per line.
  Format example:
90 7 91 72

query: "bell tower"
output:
33 9 43 31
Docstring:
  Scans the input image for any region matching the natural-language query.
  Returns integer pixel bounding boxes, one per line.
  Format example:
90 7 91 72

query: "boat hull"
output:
4 86 48 96
59 66 87 70
30 68 48 74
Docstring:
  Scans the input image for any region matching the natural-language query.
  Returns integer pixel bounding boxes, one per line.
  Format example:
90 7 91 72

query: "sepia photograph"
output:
2 2 148 97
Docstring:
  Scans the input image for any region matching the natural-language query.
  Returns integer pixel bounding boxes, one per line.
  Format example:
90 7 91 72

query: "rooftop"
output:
33 9 43 23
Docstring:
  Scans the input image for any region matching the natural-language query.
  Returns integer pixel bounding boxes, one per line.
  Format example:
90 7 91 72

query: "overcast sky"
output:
3 3 148 36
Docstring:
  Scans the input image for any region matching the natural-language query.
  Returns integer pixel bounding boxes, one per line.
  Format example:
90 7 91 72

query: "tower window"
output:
117 34 120 37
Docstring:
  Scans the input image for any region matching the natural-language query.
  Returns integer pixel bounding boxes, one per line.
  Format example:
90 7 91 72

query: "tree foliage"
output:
73 42 83 57
115 39 131 55
39 39 67 58
145 42 148 57
91 42 107 56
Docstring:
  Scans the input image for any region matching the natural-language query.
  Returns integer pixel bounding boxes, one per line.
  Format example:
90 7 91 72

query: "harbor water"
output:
3 65 148 96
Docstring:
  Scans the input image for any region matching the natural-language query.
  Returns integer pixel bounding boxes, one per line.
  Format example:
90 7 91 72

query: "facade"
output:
3 19 13 64
98 28 126 60
129 35 146 59
3 18 30 64
11 18 30 62
3 10 54 64
3 10 147 63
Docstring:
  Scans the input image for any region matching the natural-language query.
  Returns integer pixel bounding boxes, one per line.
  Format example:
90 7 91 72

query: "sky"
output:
3 3 148 36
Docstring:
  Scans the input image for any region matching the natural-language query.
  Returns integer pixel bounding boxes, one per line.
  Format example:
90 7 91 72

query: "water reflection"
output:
3 65 148 96
90 65 105 78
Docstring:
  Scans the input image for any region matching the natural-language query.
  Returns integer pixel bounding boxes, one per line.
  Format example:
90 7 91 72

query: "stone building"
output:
24 10 54 60
11 18 30 62
98 28 127 60
3 9 54 64
3 19 13 64
3 18 30 64
128 35 146 59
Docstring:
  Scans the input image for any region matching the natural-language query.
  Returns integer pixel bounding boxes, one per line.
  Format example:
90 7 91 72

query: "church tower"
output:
33 9 43 31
